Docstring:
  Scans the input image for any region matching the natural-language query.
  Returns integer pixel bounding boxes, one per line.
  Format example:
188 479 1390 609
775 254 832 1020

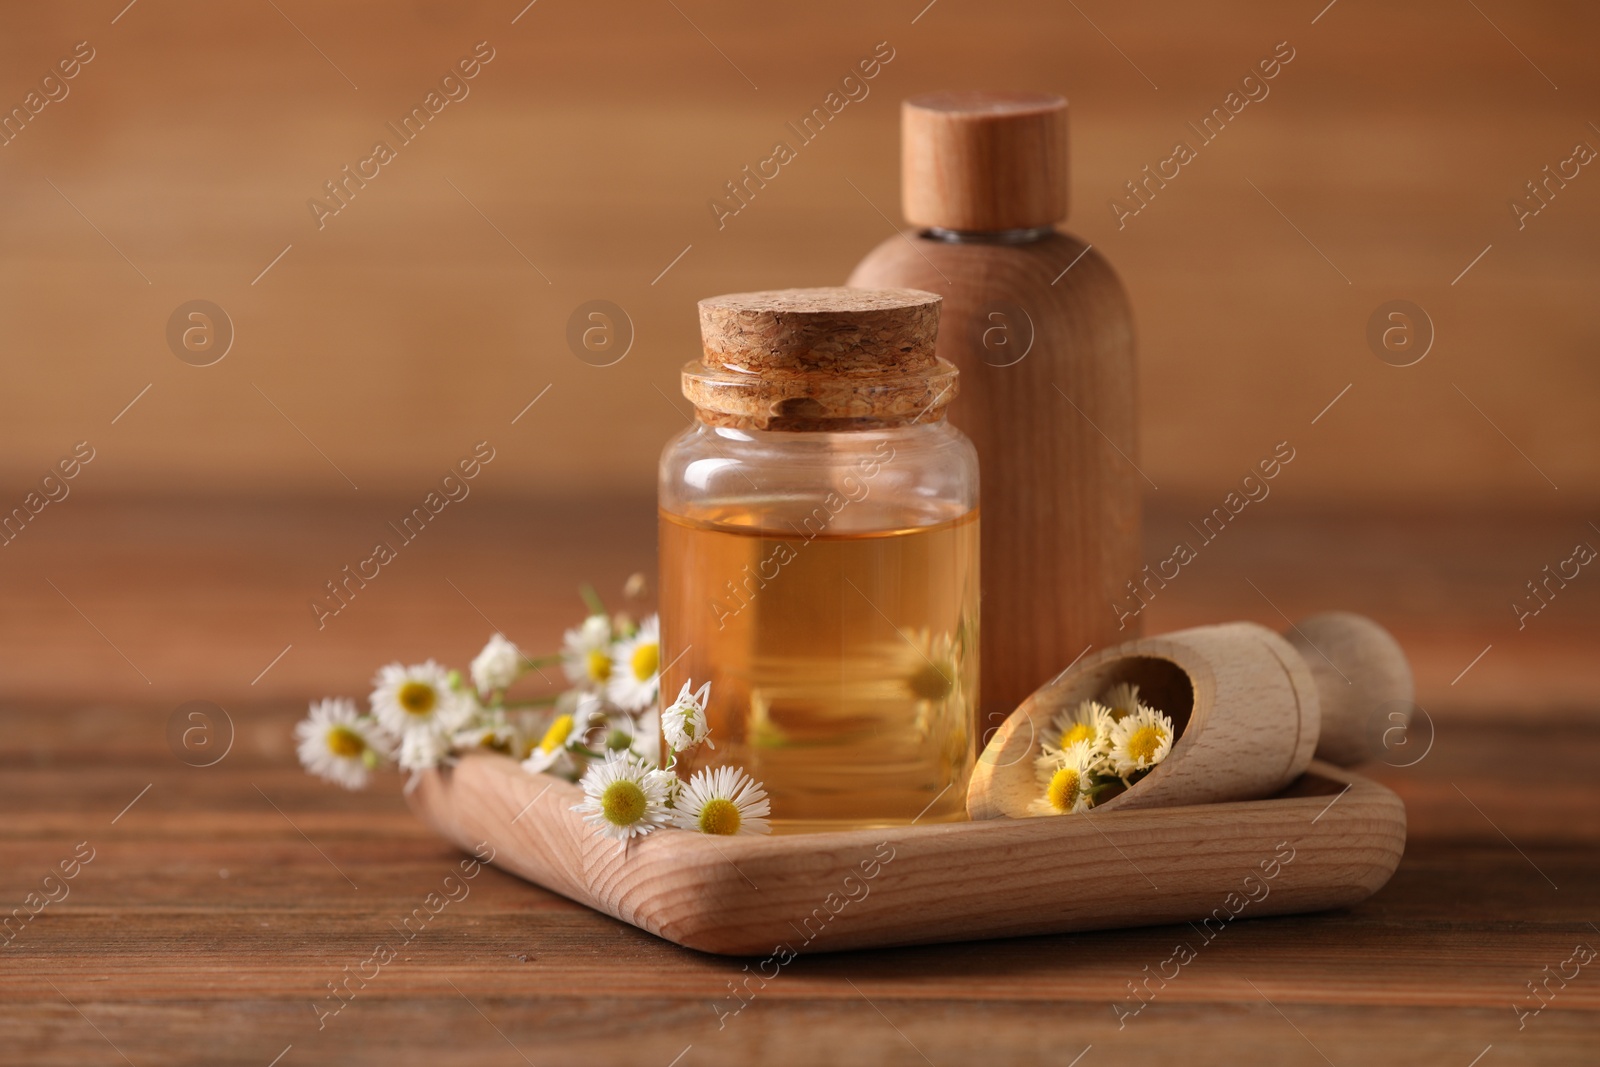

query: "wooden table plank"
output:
3 714 1596 1064
8 998 1593 1067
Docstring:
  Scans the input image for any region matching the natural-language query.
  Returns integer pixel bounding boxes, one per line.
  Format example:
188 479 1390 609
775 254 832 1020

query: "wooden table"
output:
2 499 1597 1066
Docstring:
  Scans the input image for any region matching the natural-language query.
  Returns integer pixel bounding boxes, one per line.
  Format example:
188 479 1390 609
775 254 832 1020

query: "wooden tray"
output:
408 754 1405 956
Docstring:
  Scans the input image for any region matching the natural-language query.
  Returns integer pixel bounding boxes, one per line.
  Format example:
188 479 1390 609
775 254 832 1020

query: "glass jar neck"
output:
922 225 1055 245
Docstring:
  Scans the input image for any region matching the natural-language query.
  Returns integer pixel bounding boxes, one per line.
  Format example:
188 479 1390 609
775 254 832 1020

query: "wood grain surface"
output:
851 230 1141 722
2 498 1597 1065
898 91 1069 230
410 755 1403 955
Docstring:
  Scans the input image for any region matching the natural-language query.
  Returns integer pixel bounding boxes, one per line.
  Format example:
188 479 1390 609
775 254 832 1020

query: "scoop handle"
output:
1284 612 1414 767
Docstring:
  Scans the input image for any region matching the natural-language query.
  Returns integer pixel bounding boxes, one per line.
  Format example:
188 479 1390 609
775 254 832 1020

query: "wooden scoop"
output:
967 611 1413 819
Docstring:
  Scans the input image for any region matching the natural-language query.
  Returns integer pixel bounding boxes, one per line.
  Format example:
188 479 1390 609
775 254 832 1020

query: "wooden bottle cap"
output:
683 287 957 431
902 90 1069 232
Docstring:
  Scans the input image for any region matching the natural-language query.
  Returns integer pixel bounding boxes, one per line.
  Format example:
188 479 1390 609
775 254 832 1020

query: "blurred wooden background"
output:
1 0 1595 502
0 0 1596 713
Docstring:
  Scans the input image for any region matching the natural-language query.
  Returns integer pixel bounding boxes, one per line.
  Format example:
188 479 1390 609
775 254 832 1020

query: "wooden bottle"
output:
967 612 1415 819
848 90 1139 732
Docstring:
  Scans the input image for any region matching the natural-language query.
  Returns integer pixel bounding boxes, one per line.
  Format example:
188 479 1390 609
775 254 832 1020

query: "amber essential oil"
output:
660 504 978 832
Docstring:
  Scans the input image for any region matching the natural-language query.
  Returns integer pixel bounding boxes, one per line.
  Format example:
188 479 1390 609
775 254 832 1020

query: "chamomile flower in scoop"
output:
1046 699 1114 758
1101 682 1142 720
1107 704 1175 778
1029 739 1098 816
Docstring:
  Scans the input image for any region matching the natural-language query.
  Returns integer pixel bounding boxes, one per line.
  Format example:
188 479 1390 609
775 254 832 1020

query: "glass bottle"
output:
658 287 979 833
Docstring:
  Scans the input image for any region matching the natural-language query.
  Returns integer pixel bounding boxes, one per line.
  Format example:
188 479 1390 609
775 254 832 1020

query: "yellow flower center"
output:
600 780 647 826
698 797 741 835
397 680 437 716
630 642 659 682
326 726 366 758
585 649 612 683
1047 767 1083 812
908 661 954 702
1125 724 1167 763
1059 722 1095 748
538 714 574 754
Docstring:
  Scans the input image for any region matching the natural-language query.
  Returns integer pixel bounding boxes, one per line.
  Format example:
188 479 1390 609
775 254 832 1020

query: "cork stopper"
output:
683 287 957 431
902 90 1068 232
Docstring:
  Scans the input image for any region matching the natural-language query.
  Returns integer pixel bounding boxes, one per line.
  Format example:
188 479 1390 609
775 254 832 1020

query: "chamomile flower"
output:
591 705 652 756
295 698 387 790
521 703 580 776
370 661 473 770
1107 704 1175 778
648 766 681 809
606 614 661 712
662 679 713 753
673 765 771 836
398 725 453 773
524 694 601 777
453 705 517 755
900 629 967 739
1028 739 1098 816
470 633 522 696
572 752 672 845
904 630 959 704
1047 699 1115 757
1102 682 1142 720
561 615 614 690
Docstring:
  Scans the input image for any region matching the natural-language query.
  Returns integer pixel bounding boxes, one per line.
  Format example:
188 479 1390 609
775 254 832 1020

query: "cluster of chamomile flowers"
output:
1029 682 1176 817
571 679 772 847
293 579 773 846
295 581 669 791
